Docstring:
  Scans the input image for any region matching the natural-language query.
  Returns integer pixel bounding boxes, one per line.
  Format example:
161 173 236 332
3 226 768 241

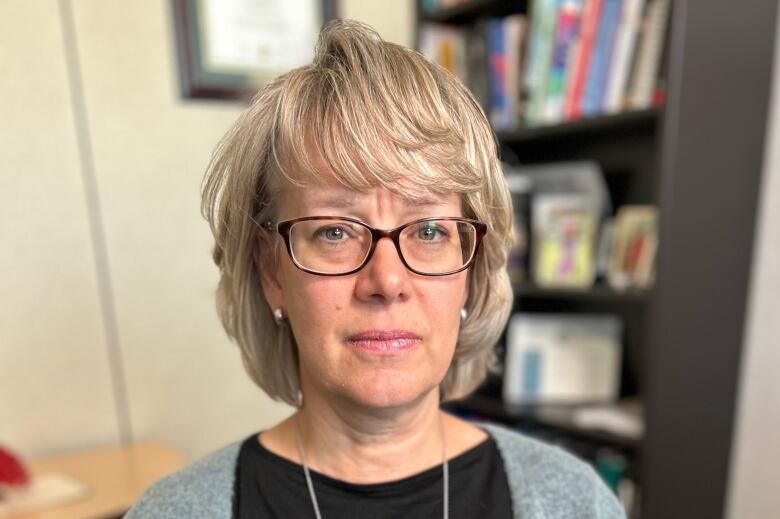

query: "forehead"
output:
280 182 461 212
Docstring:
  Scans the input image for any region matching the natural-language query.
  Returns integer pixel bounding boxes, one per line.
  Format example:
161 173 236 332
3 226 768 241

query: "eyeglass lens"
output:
287 218 477 275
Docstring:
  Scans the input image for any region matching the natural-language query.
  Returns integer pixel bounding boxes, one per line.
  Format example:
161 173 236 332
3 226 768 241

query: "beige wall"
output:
726 10 780 519
1 0 413 461
0 0 119 457
341 0 415 47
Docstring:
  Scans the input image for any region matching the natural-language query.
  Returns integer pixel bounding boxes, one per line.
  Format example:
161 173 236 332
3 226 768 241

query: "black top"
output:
232 432 513 519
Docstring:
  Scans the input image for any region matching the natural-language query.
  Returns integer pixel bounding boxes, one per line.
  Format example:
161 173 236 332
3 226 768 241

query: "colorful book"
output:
487 19 508 129
564 0 604 119
607 205 659 289
580 0 624 117
523 0 559 125
532 193 599 288
544 0 583 123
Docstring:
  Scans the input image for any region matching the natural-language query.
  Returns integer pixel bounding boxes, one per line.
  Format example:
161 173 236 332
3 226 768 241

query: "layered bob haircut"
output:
201 20 514 406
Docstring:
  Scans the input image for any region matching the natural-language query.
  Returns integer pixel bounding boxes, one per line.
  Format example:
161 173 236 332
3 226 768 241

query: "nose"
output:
354 236 412 303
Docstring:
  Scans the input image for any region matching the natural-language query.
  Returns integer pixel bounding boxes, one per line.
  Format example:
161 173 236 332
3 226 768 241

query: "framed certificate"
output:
172 0 338 100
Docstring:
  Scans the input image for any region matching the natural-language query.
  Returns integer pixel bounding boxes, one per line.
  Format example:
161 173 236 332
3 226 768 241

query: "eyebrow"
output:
307 192 450 210
307 192 360 209
406 195 451 207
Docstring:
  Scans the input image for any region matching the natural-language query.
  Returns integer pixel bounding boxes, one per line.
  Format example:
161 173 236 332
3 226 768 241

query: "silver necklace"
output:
295 414 449 519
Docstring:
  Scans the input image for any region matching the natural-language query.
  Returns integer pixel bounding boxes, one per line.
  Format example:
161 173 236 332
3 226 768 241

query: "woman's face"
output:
260 183 469 410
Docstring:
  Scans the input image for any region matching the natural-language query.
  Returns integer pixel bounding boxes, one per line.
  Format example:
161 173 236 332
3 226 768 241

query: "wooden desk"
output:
5 441 185 519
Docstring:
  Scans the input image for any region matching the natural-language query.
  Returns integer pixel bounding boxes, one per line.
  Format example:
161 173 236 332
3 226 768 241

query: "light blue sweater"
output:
124 423 625 518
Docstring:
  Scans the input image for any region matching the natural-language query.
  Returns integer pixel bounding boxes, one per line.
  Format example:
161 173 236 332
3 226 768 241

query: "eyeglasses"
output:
258 216 487 276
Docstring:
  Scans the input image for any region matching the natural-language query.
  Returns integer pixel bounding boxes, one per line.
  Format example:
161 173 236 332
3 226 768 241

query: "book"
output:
487 19 508 129
524 0 559 126
518 160 613 218
544 0 583 123
465 19 491 112
532 193 600 288
418 23 468 82
504 15 529 130
503 313 623 405
627 0 670 109
603 0 646 113
607 205 659 289
564 0 604 119
580 0 624 117
572 398 645 439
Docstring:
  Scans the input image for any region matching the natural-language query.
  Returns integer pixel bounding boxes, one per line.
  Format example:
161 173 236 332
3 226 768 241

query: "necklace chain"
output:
295 413 449 519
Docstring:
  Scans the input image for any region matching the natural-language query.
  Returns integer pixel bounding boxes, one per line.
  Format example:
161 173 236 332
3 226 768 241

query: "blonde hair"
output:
201 20 514 406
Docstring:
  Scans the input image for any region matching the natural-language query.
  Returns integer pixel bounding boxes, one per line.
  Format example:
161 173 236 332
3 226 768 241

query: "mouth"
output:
346 330 422 354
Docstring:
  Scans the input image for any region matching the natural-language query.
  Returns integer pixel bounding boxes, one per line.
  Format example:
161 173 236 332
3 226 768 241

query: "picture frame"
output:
172 0 339 100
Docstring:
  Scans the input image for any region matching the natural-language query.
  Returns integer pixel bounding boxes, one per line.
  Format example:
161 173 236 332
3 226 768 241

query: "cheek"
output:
285 276 351 345
418 278 468 356
422 276 467 319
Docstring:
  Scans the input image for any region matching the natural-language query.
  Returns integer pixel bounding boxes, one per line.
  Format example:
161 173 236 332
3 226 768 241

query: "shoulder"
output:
481 423 626 519
123 440 243 519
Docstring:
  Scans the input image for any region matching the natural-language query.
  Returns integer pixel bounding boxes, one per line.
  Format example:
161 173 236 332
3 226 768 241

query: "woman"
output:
125 20 624 519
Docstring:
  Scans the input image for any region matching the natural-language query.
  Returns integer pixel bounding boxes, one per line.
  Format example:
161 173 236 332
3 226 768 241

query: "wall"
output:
0 0 120 457
725 9 780 519
1 0 413 461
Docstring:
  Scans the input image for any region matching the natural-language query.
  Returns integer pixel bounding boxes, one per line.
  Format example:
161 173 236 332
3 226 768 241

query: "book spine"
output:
487 19 508 129
628 0 670 109
544 1 583 123
565 0 604 120
523 0 545 103
466 20 491 113
603 0 645 113
580 0 623 117
595 0 625 110
524 0 559 126
418 24 467 82
504 15 528 130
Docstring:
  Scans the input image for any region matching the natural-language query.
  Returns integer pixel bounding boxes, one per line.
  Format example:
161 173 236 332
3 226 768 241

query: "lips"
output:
346 330 422 353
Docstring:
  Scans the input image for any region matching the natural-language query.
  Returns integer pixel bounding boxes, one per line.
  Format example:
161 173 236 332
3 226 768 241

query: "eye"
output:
416 222 448 241
316 225 348 241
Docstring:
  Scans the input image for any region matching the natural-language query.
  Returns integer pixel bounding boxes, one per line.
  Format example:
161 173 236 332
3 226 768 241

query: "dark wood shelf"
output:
413 1 780 516
447 393 641 450
512 282 651 303
496 107 661 144
419 0 527 24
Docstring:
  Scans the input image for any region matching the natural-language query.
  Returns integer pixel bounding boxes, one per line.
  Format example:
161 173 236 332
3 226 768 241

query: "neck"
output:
295 389 445 484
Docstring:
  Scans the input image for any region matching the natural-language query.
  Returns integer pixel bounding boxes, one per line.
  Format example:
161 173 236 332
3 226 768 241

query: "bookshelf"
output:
496 106 659 143
454 392 641 450
417 1 778 518
513 281 649 302
420 0 524 23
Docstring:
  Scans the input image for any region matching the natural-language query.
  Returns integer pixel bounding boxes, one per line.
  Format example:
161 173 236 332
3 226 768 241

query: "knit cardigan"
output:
124 423 625 518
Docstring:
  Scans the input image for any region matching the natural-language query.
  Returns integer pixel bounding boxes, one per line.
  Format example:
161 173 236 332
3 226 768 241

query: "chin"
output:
342 372 439 411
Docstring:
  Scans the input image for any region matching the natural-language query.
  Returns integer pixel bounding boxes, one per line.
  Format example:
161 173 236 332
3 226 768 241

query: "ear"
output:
254 238 284 313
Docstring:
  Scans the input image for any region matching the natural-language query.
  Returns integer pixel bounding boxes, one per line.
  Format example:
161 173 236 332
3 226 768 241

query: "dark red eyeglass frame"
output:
259 215 487 277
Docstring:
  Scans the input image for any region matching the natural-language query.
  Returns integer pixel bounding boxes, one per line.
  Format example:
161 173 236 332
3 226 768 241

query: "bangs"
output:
266 34 490 202
201 20 514 406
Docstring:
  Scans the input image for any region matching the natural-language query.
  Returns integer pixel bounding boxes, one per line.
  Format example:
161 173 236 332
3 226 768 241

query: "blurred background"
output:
1 1 778 518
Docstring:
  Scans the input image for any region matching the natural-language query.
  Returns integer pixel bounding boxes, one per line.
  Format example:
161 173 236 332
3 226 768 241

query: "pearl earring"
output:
296 390 303 408
460 308 468 322
273 307 286 326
